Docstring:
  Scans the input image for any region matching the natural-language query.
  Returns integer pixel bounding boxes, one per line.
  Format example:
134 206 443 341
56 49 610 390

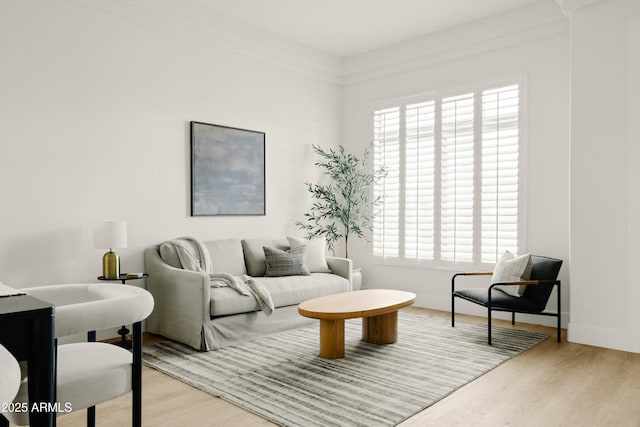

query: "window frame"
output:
370 74 528 271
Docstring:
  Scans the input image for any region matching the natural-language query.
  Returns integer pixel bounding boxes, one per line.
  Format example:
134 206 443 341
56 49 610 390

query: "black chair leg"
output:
557 282 562 343
451 296 455 327
512 312 515 325
488 307 492 345
451 275 457 328
85 329 97 427
87 406 96 427
132 322 142 427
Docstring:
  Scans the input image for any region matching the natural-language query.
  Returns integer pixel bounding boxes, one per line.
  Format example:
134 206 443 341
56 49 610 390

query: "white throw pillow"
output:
491 251 532 297
287 236 331 273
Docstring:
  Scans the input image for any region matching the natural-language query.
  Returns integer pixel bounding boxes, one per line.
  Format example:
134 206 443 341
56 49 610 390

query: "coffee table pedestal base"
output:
362 311 398 344
318 312 400 359
319 319 345 359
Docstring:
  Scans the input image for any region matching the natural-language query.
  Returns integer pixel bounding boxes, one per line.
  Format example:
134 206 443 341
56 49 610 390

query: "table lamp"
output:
93 221 127 279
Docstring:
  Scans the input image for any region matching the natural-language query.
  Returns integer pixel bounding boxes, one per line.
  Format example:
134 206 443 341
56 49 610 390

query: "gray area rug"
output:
143 312 547 427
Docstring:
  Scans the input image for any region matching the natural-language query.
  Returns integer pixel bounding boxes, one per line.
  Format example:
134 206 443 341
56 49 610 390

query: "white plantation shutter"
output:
373 106 400 257
481 84 520 263
440 93 474 263
372 80 522 267
404 100 435 260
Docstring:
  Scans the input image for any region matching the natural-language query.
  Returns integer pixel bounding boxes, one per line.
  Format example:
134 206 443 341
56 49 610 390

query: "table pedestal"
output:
319 319 345 359
318 311 400 359
362 311 398 344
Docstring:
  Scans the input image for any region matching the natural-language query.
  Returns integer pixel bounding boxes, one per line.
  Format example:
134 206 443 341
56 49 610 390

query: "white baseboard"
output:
568 322 640 353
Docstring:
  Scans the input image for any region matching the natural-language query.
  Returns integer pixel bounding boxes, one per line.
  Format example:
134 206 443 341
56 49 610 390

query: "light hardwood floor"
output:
50 307 640 427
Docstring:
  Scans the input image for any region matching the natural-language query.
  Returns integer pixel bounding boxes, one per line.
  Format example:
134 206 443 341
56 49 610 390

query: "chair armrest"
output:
488 279 561 290
144 247 210 349
325 256 353 288
457 272 493 276
489 280 539 288
451 271 492 293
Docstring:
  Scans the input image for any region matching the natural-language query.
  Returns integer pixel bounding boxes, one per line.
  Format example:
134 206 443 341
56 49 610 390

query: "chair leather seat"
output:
453 288 543 312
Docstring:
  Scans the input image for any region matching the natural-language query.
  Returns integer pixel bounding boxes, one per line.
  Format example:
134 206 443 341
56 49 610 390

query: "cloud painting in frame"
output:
191 121 265 216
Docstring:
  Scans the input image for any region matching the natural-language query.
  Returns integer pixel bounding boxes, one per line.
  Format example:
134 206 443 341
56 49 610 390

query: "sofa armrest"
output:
326 256 353 290
144 247 210 350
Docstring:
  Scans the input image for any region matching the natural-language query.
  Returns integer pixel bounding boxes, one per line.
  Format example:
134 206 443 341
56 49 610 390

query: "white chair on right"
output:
0 344 21 409
1 283 154 427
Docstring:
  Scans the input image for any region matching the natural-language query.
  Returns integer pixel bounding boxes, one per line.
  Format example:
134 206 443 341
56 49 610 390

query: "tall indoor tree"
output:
297 145 386 258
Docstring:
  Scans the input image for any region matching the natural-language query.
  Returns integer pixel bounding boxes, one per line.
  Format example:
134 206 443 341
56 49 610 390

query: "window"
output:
372 81 522 268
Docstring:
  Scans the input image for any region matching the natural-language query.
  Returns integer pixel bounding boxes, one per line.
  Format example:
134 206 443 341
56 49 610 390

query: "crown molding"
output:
342 1 569 86
555 0 611 17
342 19 568 86
71 0 569 87
72 0 343 85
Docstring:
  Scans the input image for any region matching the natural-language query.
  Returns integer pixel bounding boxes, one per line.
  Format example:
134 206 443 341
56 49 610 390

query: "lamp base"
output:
102 250 120 279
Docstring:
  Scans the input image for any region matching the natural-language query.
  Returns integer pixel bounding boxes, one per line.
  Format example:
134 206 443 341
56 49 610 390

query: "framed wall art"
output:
190 121 265 216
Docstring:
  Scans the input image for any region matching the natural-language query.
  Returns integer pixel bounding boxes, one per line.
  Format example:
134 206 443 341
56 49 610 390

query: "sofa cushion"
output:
287 236 331 273
263 245 310 277
203 239 247 276
209 273 349 317
242 239 289 276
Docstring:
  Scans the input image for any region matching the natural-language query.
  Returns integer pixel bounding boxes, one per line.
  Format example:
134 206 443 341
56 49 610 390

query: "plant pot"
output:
352 266 362 291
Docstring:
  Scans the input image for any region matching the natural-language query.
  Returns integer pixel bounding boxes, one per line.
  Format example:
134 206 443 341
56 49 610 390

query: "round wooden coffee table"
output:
298 289 416 359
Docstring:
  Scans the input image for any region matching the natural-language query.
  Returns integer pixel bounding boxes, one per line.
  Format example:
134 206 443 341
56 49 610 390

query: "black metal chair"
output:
451 255 562 345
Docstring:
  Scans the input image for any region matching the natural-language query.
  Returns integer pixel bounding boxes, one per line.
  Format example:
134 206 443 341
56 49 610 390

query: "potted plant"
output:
296 145 386 259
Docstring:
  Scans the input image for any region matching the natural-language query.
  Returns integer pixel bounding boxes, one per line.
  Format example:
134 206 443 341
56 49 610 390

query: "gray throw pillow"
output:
263 245 310 277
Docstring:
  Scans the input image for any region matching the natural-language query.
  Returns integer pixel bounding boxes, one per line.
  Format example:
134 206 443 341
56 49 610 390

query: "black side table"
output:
97 274 149 349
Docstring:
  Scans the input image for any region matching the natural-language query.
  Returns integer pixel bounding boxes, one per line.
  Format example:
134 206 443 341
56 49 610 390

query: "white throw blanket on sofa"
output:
210 273 274 317
162 237 274 316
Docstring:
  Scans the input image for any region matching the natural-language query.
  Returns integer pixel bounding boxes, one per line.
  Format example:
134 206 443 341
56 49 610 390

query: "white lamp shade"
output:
93 221 127 249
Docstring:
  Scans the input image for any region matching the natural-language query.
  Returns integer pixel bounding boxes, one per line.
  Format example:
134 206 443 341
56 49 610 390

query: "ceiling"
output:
192 0 540 57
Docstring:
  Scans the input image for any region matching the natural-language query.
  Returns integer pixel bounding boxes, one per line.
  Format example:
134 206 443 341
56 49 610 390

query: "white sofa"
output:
144 238 352 351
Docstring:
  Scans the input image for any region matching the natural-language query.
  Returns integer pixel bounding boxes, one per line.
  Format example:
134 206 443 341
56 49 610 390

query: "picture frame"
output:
190 121 265 216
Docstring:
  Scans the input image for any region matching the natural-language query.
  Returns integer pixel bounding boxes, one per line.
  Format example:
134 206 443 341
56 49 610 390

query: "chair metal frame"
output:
451 271 561 345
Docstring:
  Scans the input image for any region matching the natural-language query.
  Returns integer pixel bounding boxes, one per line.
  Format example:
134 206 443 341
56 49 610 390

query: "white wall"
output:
1 0 637 353
0 0 341 287
566 0 640 352
341 1 572 325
